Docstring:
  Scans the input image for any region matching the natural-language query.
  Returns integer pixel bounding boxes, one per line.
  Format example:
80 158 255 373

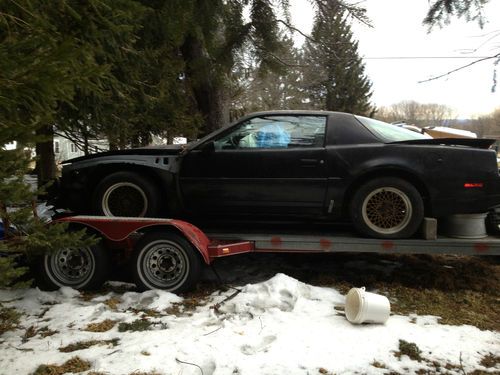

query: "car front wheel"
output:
93 171 162 217
350 177 424 239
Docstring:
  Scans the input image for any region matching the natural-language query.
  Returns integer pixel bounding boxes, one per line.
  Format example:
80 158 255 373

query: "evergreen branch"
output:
313 0 372 27
275 19 317 43
418 53 500 83
254 44 308 68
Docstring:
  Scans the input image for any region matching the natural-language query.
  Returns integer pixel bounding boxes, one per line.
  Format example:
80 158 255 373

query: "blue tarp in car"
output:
0 222 4 240
255 123 291 148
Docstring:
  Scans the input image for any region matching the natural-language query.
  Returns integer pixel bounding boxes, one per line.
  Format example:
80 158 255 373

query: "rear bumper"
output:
431 178 500 217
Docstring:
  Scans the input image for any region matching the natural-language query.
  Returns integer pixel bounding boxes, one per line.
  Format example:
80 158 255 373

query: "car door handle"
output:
300 158 324 166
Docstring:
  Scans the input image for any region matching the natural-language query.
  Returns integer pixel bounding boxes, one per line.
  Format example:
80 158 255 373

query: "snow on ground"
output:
0 274 498 375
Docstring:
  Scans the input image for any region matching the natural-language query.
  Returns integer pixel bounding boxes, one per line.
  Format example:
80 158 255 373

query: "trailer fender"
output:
55 216 212 264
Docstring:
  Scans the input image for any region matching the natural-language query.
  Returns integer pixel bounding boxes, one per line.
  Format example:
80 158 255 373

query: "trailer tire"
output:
350 177 424 239
93 171 162 218
133 232 202 293
36 241 109 291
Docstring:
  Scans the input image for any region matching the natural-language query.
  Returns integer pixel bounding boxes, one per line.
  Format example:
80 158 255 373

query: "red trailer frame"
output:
38 215 499 293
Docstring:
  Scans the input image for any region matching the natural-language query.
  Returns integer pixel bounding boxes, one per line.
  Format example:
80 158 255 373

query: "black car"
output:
56 111 500 239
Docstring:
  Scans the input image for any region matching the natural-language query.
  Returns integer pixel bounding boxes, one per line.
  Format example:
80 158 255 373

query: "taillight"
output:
464 182 484 188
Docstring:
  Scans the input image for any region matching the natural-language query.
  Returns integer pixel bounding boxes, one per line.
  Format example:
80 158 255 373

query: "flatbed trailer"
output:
35 216 500 293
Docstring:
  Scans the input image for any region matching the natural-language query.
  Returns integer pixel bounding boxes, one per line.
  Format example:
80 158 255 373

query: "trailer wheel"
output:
350 177 424 239
133 232 202 293
93 171 162 217
37 242 109 291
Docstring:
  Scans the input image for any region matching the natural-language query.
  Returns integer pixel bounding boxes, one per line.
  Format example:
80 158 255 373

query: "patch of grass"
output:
129 308 161 318
128 371 162 375
384 286 499 331
83 319 116 332
0 306 21 335
165 294 209 317
118 319 152 332
370 360 387 369
37 308 50 319
22 325 37 342
32 356 91 375
38 326 58 338
59 338 120 353
394 340 423 362
104 297 121 311
141 350 151 356
480 352 500 368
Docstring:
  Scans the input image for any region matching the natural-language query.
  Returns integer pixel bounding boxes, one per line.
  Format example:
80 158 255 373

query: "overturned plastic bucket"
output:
345 287 390 324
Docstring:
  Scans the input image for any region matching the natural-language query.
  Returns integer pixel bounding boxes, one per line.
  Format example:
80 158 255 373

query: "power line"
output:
363 56 493 60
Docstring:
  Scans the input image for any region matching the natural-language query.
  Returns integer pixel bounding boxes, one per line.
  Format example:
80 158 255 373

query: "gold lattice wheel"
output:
361 187 413 235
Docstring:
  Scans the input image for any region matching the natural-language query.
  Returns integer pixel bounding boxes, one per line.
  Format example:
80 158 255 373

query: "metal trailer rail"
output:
206 231 500 256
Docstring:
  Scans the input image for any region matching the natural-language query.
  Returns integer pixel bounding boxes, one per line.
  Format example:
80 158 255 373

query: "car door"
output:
179 114 329 217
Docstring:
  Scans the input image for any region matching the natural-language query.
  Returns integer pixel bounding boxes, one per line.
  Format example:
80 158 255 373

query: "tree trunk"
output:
181 36 229 135
35 125 56 187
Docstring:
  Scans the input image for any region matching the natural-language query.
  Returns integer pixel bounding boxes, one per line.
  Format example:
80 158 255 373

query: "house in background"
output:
53 135 109 164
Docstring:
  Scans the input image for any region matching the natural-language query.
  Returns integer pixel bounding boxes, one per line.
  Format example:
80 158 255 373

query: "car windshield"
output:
355 115 432 142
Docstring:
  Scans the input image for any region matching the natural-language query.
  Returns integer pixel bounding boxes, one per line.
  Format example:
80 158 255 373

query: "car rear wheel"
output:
350 177 424 239
93 171 162 217
36 241 109 290
133 232 202 293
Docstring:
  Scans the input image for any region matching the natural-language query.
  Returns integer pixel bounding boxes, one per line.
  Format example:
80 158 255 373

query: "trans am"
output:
55 111 500 239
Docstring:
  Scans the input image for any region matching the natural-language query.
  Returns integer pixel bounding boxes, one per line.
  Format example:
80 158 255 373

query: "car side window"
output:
213 115 327 150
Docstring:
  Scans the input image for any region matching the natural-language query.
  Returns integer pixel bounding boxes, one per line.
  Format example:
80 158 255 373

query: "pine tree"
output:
0 1 97 287
302 1 374 115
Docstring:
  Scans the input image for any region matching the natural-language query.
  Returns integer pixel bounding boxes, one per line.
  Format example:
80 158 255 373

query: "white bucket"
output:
345 287 390 324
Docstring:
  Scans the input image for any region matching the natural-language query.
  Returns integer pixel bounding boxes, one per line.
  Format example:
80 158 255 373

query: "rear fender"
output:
55 216 211 264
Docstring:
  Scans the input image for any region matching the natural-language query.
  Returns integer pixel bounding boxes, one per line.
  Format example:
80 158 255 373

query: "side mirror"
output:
199 141 215 153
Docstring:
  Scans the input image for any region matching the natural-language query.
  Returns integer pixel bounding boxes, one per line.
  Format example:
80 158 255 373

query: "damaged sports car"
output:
54 111 500 239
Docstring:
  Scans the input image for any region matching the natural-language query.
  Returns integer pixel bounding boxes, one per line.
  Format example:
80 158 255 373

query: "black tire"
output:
36 242 109 291
350 177 424 239
93 171 162 217
133 232 202 293
486 207 500 235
